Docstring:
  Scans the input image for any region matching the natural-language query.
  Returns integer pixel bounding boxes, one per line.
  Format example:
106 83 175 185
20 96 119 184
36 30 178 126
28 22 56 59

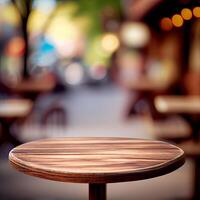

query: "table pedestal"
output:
89 183 106 200
193 158 200 200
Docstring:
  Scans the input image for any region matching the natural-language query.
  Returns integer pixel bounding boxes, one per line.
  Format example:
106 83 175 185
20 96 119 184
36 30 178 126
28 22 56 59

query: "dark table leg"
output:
192 158 200 200
89 183 106 200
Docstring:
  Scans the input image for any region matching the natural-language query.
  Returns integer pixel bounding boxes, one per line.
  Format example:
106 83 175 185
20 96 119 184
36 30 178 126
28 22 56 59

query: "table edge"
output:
9 138 185 184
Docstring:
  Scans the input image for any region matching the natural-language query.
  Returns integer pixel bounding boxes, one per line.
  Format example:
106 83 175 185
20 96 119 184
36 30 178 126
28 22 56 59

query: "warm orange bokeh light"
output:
181 8 192 20
193 7 200 18
6 37 25 57
160 17 173 31
172 14 184 27
101 33 119 53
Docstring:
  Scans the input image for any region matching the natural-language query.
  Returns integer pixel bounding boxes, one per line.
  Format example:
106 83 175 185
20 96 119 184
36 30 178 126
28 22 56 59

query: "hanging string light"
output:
172 14 184 27
193 7 200 18
160 6 198 31
160 17 173 31
181 8 192 20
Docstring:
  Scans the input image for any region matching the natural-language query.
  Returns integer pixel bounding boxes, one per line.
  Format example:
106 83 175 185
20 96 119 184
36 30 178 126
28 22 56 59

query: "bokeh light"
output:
193 7 200 18
101 33 119 54
160 17 173 31
89 65 107 80
121 22 150 48
39 39 55 54
47 16 79 41
6 37 25 57
181 8 192 20
172 14 184 27
65 63 84 85
30 39 57 68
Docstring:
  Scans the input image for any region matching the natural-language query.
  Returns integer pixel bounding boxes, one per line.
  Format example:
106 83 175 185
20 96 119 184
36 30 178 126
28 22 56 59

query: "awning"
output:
124 0 164 20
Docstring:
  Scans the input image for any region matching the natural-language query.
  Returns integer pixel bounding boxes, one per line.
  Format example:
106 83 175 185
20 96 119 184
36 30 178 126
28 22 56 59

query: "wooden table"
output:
123 78 168 92
155 96 200 114
122 78 169 118
9 137 184 200
0 99 33 145
155 95 200 138
10 74 56 100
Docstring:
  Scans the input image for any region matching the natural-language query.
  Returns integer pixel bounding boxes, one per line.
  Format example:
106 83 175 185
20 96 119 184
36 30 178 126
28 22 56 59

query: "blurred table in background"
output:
10 73 56 100
155 96 200 114
123 78 168 92
122 77 170 118
155 95 200 200
155 95 200 139
0 99 33 146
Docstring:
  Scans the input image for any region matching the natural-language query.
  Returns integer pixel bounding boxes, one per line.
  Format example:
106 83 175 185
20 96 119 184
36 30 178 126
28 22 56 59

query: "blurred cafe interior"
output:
0 0 200 199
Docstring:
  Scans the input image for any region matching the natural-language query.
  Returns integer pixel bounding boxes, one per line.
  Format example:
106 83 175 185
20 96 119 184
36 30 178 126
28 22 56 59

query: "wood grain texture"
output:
9 137 185 183
155 95 200 114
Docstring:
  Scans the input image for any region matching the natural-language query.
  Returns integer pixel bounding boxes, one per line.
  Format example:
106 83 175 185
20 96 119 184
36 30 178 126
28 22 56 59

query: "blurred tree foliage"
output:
10 0 122 76
73 0 122 38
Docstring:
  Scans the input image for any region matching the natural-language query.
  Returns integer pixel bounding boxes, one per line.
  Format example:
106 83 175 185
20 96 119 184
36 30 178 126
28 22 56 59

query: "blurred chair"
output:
42 106 67 126
41 103 67 137
0 99 33 146
148 115 192 143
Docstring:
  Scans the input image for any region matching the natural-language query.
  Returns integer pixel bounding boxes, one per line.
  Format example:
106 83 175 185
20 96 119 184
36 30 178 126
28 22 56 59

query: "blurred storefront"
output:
123 0 200 95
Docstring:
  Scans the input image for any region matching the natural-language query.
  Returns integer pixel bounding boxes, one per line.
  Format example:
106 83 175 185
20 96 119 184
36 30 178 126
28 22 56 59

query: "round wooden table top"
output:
9 137 185 184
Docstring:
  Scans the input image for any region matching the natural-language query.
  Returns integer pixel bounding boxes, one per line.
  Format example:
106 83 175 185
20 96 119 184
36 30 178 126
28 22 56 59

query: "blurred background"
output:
0 0 200 199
